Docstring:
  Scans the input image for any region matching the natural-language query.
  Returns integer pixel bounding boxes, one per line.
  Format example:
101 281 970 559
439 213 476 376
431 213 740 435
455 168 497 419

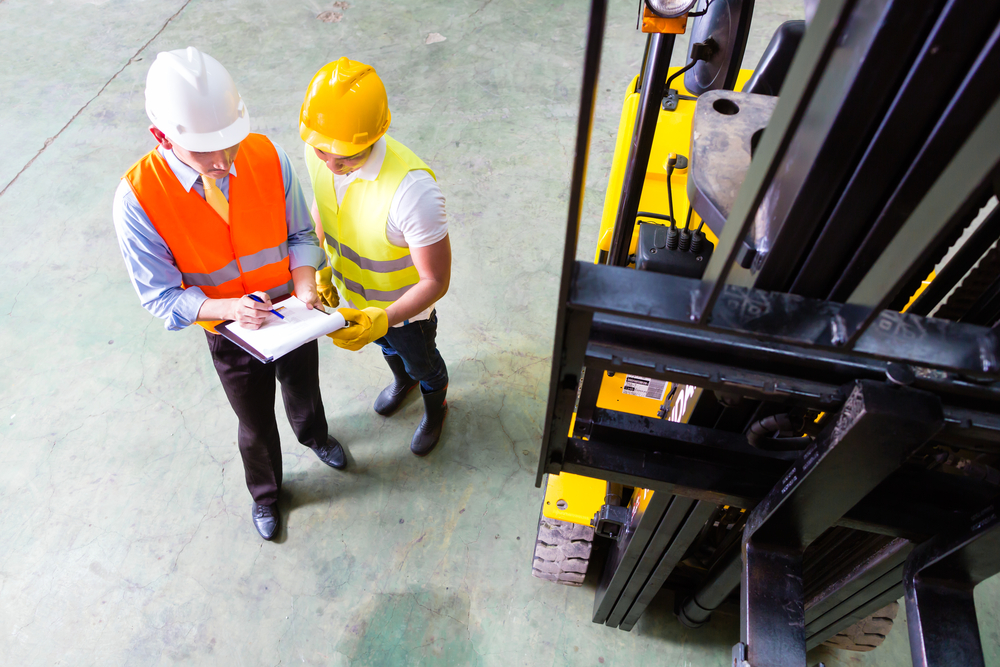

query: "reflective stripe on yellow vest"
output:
124 133 292 332
306 135 435 310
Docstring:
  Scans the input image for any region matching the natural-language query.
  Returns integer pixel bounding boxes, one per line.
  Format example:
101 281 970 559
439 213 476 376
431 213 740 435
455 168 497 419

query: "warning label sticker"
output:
621 374 667 401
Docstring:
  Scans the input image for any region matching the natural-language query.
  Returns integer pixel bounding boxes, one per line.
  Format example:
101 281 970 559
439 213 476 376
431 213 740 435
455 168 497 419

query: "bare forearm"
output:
385 279 448 327
292 264 316 294
292 264 322 310
384 236 451 327
197 297 238 322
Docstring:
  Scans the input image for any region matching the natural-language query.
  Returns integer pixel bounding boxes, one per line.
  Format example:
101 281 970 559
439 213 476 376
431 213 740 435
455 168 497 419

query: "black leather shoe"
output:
374 353 418 416
313 436 347 470
252 503 279 540
411 386 448 457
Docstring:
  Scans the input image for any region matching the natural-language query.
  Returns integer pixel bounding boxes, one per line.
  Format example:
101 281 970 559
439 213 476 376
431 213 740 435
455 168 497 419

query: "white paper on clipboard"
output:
219 296 347 362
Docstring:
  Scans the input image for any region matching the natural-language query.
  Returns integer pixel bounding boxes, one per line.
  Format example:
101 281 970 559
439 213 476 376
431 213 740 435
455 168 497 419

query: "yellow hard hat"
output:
300 57 391 156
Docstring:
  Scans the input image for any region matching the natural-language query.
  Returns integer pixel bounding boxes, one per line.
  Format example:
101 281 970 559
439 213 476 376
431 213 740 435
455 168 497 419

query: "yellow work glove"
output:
328 307 389 351
315 267 339 309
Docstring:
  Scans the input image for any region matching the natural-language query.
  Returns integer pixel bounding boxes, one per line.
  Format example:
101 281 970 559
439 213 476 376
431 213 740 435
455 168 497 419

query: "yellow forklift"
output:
532 1 1000 664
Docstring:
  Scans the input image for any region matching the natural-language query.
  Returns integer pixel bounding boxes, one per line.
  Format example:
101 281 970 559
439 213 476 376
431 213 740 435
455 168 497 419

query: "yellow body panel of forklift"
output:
543 68 749 526
594 68 756 260
541 472 607 525
595 371 666 418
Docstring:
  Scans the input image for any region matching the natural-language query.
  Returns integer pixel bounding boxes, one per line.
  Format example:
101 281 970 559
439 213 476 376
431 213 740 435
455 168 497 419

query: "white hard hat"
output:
144 47 250 152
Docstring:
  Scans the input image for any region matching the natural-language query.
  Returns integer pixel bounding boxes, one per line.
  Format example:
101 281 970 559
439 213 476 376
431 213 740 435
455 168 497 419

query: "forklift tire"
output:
531 515 594 586
821 602 899 652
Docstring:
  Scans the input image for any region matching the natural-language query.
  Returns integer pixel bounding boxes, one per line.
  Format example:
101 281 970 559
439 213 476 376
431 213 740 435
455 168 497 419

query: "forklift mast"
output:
536 0 1000 665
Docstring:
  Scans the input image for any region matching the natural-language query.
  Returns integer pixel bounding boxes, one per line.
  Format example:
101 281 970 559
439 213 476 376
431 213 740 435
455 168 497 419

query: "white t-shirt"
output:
331 137 448 324
331 138 448 248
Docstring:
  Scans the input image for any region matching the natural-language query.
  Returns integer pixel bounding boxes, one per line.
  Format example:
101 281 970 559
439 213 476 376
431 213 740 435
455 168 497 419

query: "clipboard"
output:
216 294 348 363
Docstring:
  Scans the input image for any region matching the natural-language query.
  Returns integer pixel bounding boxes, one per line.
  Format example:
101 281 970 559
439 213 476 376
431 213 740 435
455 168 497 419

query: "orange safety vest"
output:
123 133 292 332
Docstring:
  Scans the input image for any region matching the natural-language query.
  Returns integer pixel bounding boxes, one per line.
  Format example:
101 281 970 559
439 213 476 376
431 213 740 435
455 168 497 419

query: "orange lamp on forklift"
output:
641 0 696 33
299 57 392 156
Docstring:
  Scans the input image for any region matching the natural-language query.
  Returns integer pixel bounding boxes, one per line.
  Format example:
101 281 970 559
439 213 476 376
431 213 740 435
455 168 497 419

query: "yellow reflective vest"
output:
305 136 435 310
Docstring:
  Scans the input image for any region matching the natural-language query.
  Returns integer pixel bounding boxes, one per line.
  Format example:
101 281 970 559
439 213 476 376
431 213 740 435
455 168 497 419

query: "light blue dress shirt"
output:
112 138 325 331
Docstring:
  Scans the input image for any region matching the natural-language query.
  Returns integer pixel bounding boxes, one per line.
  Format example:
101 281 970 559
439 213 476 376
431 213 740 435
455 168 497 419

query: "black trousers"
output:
374 311 449 393
206 332 328 506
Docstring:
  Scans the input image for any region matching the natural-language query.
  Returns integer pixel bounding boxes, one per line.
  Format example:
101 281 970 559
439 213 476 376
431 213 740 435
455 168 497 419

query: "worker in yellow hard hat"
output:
301 57 452 457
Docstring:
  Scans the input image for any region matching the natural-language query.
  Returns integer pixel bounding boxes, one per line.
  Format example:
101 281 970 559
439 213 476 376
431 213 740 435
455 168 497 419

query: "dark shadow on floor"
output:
571 537 742 650
575 541 885 665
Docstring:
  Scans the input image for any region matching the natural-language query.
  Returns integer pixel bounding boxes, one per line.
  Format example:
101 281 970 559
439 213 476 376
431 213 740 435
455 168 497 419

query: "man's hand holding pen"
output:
233 292 277 329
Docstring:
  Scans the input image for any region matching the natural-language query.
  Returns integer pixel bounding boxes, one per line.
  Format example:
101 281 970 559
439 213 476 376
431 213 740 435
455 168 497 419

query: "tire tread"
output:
821 602 899 652
531 517 595 587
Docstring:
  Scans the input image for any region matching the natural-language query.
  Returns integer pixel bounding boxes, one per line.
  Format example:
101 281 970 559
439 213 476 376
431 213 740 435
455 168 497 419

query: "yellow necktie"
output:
202 175 230 224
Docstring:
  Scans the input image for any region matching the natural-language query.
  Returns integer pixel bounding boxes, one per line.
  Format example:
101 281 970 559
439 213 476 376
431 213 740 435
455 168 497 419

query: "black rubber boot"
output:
410 386 448 457
374 353 418 416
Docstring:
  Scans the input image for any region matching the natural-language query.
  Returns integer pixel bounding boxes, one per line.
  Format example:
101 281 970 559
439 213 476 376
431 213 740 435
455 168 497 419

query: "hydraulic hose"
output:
677 546 742 628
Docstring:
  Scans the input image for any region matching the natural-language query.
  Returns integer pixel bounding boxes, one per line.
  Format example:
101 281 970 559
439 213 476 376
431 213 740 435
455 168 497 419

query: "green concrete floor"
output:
1 0 998 665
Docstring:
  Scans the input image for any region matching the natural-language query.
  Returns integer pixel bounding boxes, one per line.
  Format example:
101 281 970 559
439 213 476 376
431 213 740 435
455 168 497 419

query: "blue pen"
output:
248 294 285 320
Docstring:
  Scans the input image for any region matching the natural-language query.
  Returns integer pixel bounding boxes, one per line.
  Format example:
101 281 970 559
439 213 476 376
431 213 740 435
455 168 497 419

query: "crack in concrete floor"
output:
0 0 193 199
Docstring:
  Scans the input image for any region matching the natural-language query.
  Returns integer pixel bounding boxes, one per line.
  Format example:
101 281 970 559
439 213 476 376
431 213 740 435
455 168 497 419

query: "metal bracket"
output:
904 501 1000 667
662 89 680 111
740 381 943 666
731 642 749 667
687 90 778 237
592 504 631 539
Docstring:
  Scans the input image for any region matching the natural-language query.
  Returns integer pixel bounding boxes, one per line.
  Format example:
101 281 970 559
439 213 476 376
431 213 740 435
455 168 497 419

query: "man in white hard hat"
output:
112 47 347 541
300 58 452 457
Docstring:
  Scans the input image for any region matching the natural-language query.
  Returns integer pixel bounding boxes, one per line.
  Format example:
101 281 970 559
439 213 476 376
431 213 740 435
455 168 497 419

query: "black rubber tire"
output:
821 602 899 652
530 515 595 586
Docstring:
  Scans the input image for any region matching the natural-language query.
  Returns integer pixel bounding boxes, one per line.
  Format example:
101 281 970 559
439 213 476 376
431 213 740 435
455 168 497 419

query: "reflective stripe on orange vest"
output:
124 134 292 330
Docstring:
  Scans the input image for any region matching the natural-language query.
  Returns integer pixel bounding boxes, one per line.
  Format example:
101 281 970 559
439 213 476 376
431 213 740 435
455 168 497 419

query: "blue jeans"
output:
375 310 448 393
